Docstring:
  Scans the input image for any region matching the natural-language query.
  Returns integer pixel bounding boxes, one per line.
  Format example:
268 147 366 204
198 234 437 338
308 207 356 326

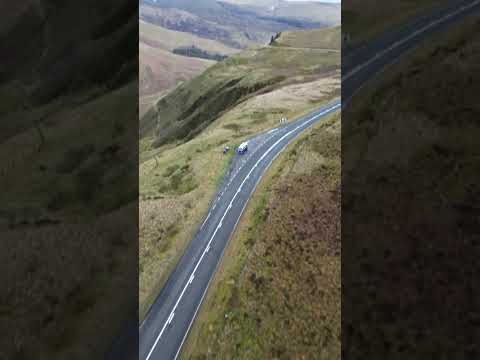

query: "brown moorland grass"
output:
343 0 452 47
0 3 138 359
139 42 215 97
183 113 341 360
342 17 480 358
1 204 137 360
139 74 340 320
139 20 238 115
0 81 138 359
140 44 340 144
139 27 340 322
140 20 239 55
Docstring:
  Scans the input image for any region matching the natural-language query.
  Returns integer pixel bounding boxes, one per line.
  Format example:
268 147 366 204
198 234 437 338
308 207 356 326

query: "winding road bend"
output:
140 101 340 360
136 1 480 359
342 0 480 103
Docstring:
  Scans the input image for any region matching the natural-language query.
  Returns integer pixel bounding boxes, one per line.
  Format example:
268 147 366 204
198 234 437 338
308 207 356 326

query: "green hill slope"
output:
139 42 215 96
140 36 340 146
343 17 480 358
272 25 341 50
140 20 239 55
139 20 239 116
223 0 341 26
139 26 340 319
184 112 341 360
0 2 138 359
342 0 451 47
140 0 336 49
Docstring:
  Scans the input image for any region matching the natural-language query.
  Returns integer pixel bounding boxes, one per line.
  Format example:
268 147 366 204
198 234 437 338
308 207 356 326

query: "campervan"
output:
237 142 248 154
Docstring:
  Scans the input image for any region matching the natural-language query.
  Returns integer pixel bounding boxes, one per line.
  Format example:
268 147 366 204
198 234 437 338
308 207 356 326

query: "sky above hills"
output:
286 0 340 2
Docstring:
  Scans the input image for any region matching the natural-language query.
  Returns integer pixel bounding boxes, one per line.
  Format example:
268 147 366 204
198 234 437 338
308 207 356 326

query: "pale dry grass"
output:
140 89 168 118
140 20 239 55
139 43 215 96
274 26 341 50
139 132 234 318
234 74 340 111
140 41 340 140
139 25 341 318
200 71 340 144
139 70 340 319
182 113 341 360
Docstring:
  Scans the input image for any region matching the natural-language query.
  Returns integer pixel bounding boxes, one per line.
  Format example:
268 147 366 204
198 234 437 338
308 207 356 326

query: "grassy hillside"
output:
183 112 341 360
140 0 337 49
269 1 340 24
343 0 452 47
1 80 140 360
224 0 341 25
140 41 340 146
139 27 340 319
139 20 235 116
138 0 339 119
272 25 341 50
1 0 138 218
343 17 480 358
0 83 138 360
139 42 215 96
140 89 169 118
140 20 239 55
0 2 138 359
1 1 137 110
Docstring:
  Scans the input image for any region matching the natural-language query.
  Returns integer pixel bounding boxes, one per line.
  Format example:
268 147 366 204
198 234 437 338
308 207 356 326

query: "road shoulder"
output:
182 112 341 359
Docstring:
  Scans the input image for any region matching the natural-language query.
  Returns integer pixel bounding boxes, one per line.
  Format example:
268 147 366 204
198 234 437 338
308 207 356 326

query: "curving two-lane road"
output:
343 0 480 104
137 1 480 359
140 101 341 360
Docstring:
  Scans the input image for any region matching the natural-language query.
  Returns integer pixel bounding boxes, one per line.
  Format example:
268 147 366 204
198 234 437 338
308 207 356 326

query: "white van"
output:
237 141 248 154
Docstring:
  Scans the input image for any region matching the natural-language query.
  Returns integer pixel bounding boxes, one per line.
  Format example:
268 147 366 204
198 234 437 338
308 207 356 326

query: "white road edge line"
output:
167 312 174 325
342 0 480 82
142 1 474 332
145 102 340 360
200 212 212 230
144 0 480 351
173 102 340 360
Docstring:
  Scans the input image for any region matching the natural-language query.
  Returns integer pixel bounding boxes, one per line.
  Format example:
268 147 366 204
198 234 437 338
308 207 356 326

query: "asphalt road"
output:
139 101 341 360
135 1 480 359
343 0 480 104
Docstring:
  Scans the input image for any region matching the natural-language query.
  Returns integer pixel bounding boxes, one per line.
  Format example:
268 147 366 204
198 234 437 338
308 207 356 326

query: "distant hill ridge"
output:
272 26 341 50
140 26 341 147
140 0 339 49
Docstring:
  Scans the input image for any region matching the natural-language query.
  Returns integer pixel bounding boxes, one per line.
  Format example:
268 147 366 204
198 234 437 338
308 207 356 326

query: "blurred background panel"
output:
0 1 138 359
